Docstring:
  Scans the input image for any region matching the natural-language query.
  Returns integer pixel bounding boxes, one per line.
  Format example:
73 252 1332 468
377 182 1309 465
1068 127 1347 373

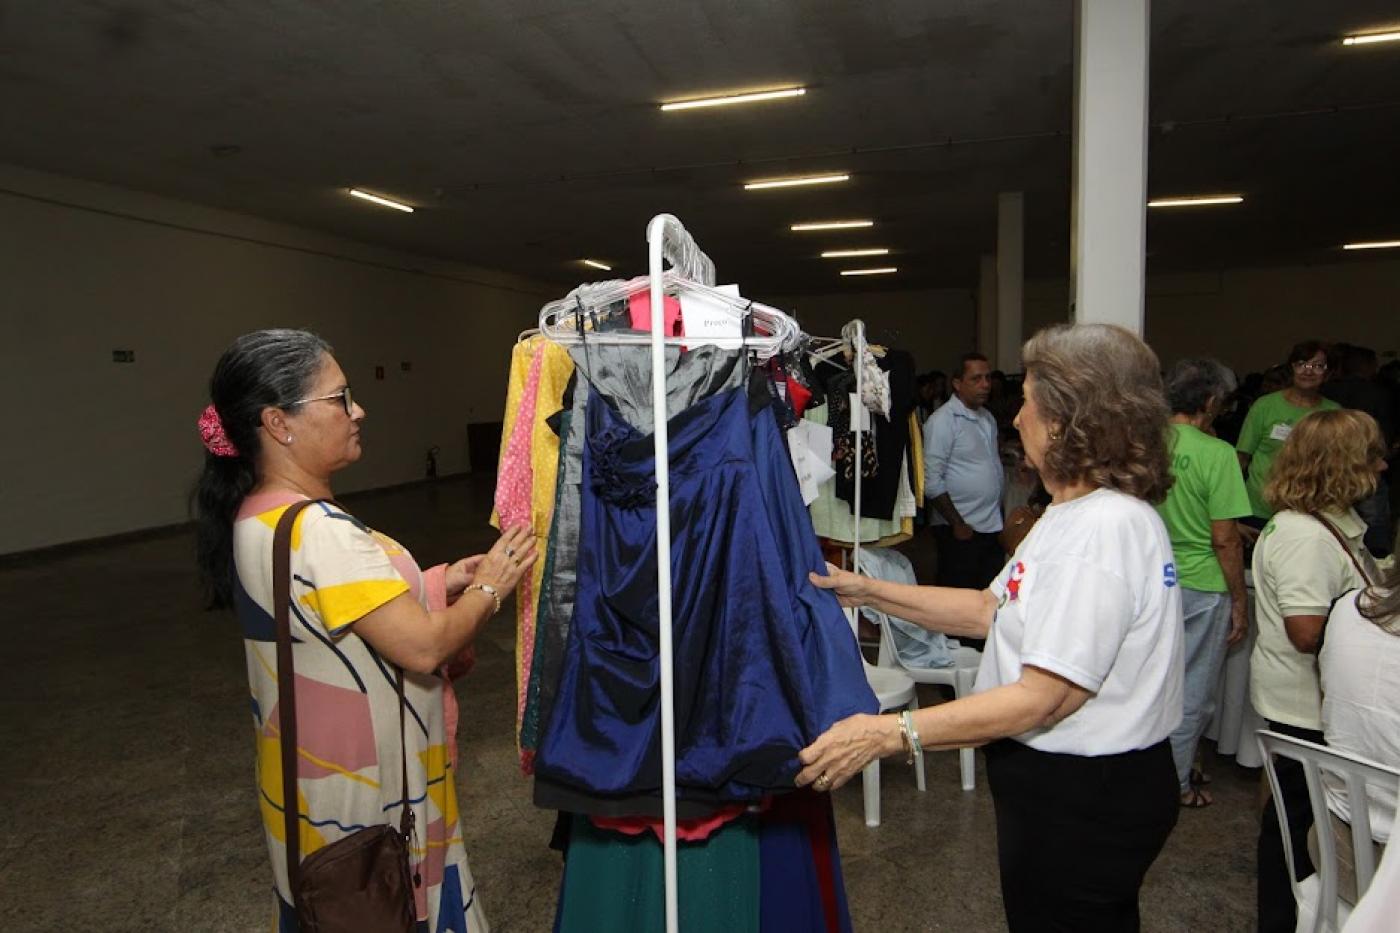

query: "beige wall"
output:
987 261 1400 373
0 164 553 554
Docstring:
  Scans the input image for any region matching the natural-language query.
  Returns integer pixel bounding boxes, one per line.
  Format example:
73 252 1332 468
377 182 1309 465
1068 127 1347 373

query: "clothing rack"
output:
808 320 869 577
537 214 803 933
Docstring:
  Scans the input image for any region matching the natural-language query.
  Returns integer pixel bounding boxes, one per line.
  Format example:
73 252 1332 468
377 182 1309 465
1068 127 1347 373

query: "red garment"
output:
627 292 684 335
590 800 760 843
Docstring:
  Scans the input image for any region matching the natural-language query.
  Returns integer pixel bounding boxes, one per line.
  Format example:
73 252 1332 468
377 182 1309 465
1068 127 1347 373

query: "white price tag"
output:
680 284 743 346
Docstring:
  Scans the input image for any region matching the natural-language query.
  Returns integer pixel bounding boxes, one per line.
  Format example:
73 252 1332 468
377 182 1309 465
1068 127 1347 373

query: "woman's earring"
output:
285 435 293 443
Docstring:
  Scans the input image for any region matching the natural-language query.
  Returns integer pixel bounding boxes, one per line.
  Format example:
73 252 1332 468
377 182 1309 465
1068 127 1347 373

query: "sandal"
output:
1189 767 1212 787
1180 787 1213 809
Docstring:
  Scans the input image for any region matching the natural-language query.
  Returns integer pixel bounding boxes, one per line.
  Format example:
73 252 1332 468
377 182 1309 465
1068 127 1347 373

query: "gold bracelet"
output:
463 583 502 616
901 710 923 762
896 713 914 764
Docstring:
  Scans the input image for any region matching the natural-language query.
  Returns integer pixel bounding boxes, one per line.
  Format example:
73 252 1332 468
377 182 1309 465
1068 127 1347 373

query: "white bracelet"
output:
464 583 502 616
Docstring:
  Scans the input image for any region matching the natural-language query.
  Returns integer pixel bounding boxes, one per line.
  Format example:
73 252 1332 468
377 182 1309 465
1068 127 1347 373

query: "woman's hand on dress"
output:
795 714 902 792
444 555 485 598
808 562 869 608
471 525 538 597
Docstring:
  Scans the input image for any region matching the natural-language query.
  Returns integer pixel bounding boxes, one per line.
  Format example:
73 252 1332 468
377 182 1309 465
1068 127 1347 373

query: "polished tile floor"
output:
0 477 1259 931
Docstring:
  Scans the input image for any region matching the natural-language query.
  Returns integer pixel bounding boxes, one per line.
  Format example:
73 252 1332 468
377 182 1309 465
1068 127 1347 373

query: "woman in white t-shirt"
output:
1316 566 1399 904
1248 408 1385 933
799 323 1184 933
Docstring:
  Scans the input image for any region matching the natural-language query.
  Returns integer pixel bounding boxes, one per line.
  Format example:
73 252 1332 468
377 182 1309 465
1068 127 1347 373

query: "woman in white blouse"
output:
1249 409 1385 933
799 323 1183 933
1317 560 1399 904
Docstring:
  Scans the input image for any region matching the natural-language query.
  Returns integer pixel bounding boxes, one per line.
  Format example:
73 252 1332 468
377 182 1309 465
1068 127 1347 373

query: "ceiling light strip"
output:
582 259 613 270
791 220 875 232
1342 31 1400 46
745 173 849 190
840 267 898 276
348 188 414 212
1342 240 1400 250
661 87 806 111
822 248 890 258
1147 195 1244 208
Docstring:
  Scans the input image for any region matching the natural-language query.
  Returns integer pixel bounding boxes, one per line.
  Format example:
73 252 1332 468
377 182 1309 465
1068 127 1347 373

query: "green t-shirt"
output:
1236 391 1341 519
1157 423 1252 592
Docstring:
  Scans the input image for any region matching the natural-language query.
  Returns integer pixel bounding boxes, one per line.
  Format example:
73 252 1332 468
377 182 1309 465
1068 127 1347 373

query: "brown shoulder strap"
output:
273 498 413 902
273 497 326 901
1310 513 1377 588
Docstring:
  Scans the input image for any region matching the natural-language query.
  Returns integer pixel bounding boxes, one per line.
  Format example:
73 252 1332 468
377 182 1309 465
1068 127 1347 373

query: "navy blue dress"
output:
535 383 878 807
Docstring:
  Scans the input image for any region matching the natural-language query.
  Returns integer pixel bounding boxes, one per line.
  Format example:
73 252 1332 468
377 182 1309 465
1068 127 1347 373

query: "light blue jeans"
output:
1169 587 1233 793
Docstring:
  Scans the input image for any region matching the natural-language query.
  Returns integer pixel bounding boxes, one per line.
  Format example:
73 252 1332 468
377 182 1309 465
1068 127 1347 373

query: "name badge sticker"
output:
1269 422 1293 442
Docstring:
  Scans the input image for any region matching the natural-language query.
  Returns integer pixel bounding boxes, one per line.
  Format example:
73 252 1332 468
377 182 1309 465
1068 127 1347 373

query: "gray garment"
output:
532 342 747 745
858 546 958 668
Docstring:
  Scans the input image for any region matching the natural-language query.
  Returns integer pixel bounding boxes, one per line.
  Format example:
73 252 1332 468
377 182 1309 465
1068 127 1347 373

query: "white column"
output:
997 192 1025 370
1071 0 1150 334
977 254 998 365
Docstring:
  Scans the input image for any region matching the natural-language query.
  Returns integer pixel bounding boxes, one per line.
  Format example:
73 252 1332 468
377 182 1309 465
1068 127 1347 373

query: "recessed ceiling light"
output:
581 259 613 271
1342 30 1400 46
1147 194 1244 208
660 87 806 112
744 173 849 191
348 188 414 212
822 248 890 258
791 220 875 232
1342 240 1400 250
840 267 898 276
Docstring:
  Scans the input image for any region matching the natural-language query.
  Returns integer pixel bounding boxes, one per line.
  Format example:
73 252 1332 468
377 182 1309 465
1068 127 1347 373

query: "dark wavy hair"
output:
1021 323 1173 503
192 329 332 608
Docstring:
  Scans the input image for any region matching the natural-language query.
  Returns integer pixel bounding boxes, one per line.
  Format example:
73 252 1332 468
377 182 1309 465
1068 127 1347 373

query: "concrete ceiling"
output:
1 1 1398 295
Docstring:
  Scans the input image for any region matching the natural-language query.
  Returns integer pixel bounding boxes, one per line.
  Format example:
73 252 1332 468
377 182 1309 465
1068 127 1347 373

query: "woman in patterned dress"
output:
194 329 535 931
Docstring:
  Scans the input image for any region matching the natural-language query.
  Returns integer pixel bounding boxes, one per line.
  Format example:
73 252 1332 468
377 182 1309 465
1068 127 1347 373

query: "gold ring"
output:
814 773 831 791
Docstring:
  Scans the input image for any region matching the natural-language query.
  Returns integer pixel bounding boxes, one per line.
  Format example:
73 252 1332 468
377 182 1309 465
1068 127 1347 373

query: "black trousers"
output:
1257 720 1325 933
985 738 1179 933
932 526 1005 651
932 525 1007 590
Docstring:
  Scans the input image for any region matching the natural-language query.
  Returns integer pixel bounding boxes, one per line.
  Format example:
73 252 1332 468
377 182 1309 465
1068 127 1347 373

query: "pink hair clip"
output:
198 404 240 458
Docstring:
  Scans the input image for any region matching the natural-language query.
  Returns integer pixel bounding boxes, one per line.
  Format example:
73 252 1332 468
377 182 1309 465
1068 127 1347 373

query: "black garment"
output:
985 738 1179 933
1257 720 1325 933
831 350 917 521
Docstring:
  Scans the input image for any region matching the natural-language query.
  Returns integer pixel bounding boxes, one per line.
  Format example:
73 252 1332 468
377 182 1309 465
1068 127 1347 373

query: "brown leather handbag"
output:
273 499 418 933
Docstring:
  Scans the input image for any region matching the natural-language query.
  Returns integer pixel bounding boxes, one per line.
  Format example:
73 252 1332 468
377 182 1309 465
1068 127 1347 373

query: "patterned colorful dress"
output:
231 491 488 932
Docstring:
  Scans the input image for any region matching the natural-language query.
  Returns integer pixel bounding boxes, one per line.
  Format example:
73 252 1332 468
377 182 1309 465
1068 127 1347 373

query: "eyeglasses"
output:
293 386 354 416
1292 361 1328 373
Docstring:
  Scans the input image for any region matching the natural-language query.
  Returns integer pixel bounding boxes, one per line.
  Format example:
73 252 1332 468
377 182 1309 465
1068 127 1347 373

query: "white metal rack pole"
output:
645 214 702 933
850 319 867 577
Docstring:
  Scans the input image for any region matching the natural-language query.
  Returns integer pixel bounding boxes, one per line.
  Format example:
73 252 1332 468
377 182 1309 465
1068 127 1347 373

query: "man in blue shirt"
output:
923 353 1006 605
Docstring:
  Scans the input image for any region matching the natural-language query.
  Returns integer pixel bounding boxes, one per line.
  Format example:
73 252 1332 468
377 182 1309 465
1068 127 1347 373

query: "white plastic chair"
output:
871 609 982 791
1256 731 1400 933
846 608 924 828
1343 826 1400 932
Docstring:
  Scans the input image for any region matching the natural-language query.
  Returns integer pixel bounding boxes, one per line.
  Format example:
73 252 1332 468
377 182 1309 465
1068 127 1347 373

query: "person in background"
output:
915 370 949 423
1248 409 1385 933
923 353 1005 610
1236 341 1340 529
1260 364 1291 396
1157 359 1252 808
193 329 537 931
801 323 1182 932
1316 549 1399 904
1325 343 1396 556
